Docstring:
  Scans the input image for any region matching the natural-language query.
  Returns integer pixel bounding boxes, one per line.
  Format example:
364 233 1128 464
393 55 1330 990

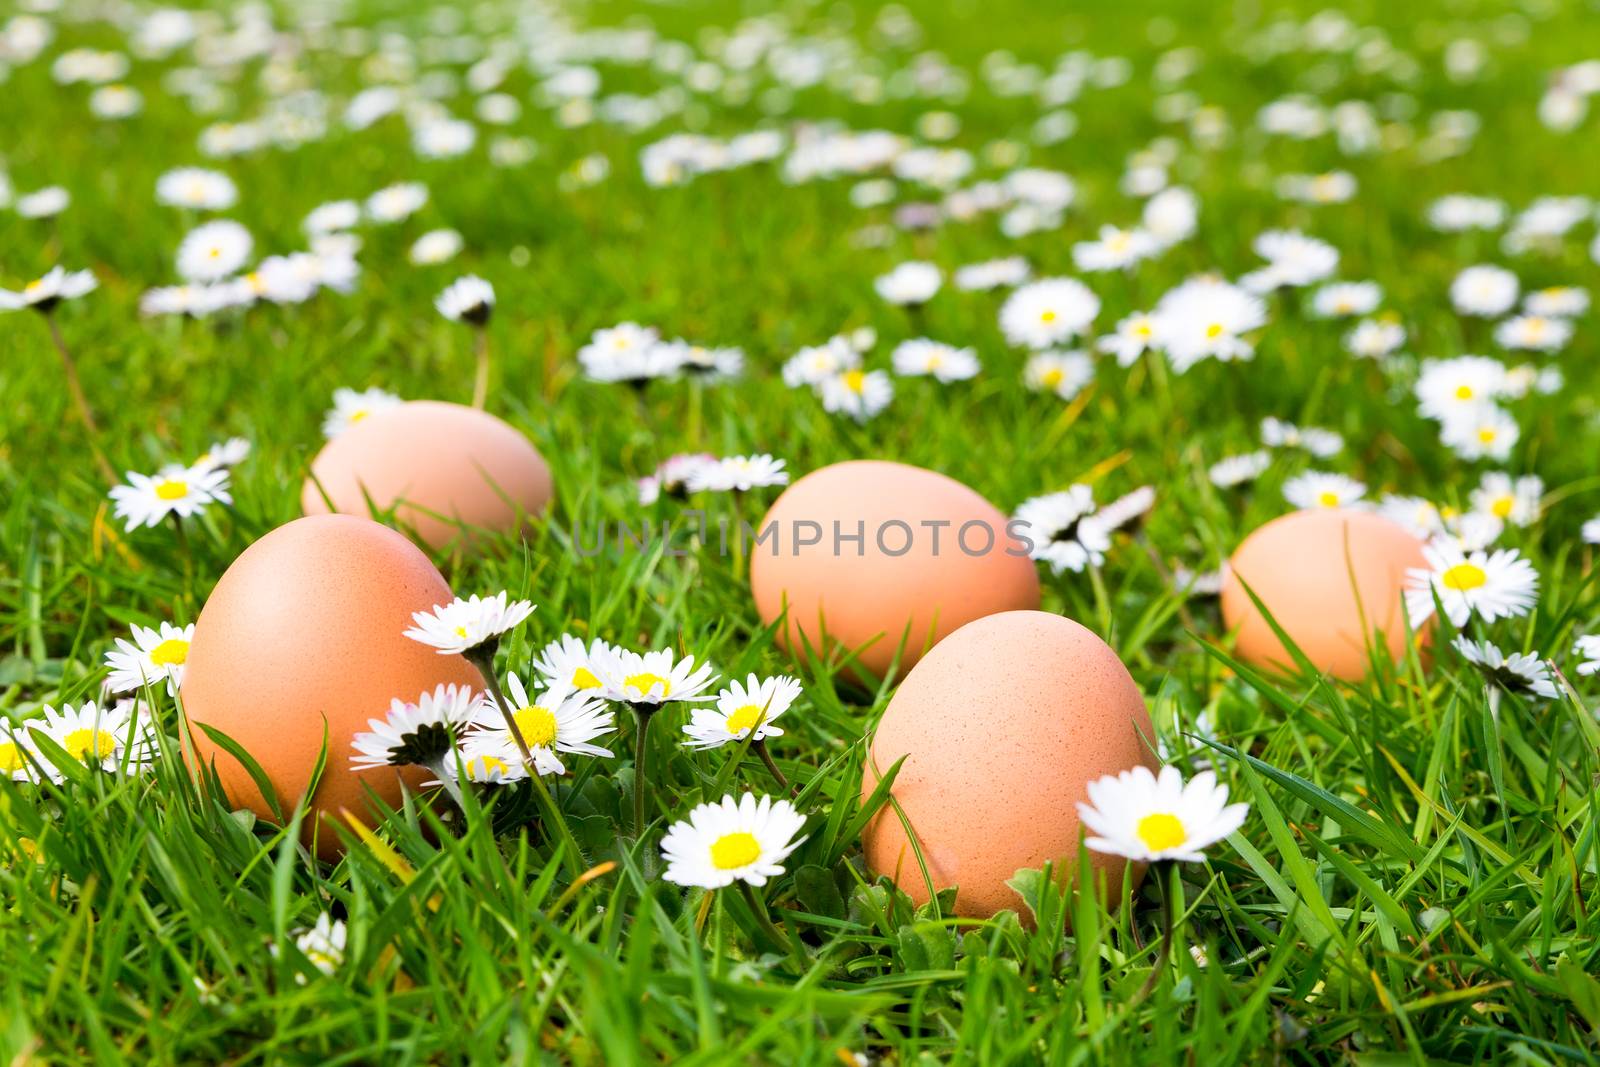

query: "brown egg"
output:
862 610 1156 919
1220 508 1429 681
302 400 552 550
750 460 1040 680
181 515 482 859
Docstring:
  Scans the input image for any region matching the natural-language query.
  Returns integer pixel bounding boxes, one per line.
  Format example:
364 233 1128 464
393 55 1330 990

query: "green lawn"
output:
4 0 1600 1062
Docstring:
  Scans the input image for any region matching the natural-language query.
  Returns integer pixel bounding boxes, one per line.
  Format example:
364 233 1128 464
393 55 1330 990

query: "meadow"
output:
4 0 1600 1062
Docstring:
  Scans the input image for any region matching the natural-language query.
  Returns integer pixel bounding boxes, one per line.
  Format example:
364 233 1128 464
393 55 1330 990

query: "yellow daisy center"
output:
350 408 370 423
1441 562 1487 591
725 704 763 735
149 638 189 667
1317 491 1340 508
1040 367 1065 388
154 479 188 501
1205 322 1224 339
1490 496 1514 519
1476 427 1497 444
453 625 469 638
63 728 116 762
466 753 510 778
512 705 558 749
571 666 601 690
1039 309 1057 323
841 369 866 394
24 279 46 294
1136 812 1187 852
710 831 761 870
626 672 670 697
1135 322 1152 338
0 742 25 775
1454 384 1473 400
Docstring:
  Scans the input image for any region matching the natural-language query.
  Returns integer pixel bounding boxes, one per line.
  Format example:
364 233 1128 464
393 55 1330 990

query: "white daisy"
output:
1310 281 1381 318
595 647 718 706
1439 405 1519 462
1344 317 1405 358
349 683 479 771
0 266 97 312
0 720 42 784
176 220 252 282
194 437 251 470
891 339 979 382
403 592 536 656
1572 634 1600 676
1452 637 1556 700
660 340 745 380
1242 230 1338 291
1414 357 1511 423
660 792 807 889
1154 277 1267 371
304 200 361 235
819 368 893 422
999 278 1101 349
531 634 616 693
435 275 494 325
1076 765 1249 863
578 323 674 384
1494 314 1571 353
109 463 232 530
281 913 346 981
1524 287 1588 318
683 675 803 750
1405 542 1539 628
1427 195 1505 232
638 453 718 504
954 256 1030 290
409 228 464 265
365 181 428 223
29 700 156 779
1450 264 1519 317
1072 225 1158 272
685 454 790 493
322 386 403 438
1013 486 1111 574
1260 417 1342 457
1142 185 1199 246
16 187 70 219
783 337 860 388
1097 311 1160 367
104 621 194 696
464 673 614 777
1377 495 1451 540
1283 471 1366 511
874 261 942 306
1209 451 1271 488
1023 350 1093 400
155 167 237 211
1469 473 1541 527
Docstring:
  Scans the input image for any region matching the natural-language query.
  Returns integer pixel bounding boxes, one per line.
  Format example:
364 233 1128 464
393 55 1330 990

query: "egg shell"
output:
302 399 552 550
181 514 482 859
862 610 1156 919
1220 508 1429 681
749 460 1040 680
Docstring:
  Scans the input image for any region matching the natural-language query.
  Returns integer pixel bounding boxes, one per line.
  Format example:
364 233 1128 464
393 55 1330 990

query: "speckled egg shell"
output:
1220 508 1429 681
862 610 1156 919
181 514 483 859
749 460 1040 681
301 399 552 550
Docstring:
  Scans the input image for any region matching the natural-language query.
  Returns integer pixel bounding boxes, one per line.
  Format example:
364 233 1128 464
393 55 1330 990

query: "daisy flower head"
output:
1098 310 1160 367
1452 637 1556 700
194 437 251 470
596 646 718 706
1143 185 1199 246
1072 224 1158 272
1153 277 1267 371
1524 286 1588 318
1450 264 1519 317
16 186 70 219
322 386 402 437
443 742 529 785
891 339 979 382
1572 634 1600 676
1494 314 1571 353
685 454 790 493
349 683 479 771
109 463 232 530
1310 281 1381 318
1439 405 1519 462
176 219 253 282
1000 277 1101 349
0 720 41 783
465 673 614 776
1013 486 1111 574
404 593 535 656
365 181 428 223
104 621 194 695
1377 495 1450 540
279 913 347 982
578 323 673 384
409 228 464 265
1023 350 1093 400
1345 317 1405 358
683 675 803 749
1405 541 1539 628
1209 451 1271 488
660 792 807 888
638 453 718 504
155 167 237 211
874 260 942 306
531 633 616 693
435 274 494 325
304 200 361 236
1076 765 1249 863
0 267 97 312
30 700 156 779
1414 356 1511 423
1427 194 1505 232
782 337 859 388
954 256 1030 291
661 340 745 380
1242 230 1337 292
1469 472 1541 527
819 368 893 422
1283 471 1366 511
1261 417 1342 457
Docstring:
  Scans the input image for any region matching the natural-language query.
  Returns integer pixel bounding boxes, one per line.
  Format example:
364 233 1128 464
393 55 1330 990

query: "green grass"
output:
5 0 1600 1062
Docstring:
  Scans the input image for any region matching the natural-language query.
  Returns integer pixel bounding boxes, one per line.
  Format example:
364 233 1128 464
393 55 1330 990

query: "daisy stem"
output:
735 880 807 974
470 326 491 409
45 312 116 485
752 738 793 794
1137 861 1178 1001
470 648 537 769
632 703 656 837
